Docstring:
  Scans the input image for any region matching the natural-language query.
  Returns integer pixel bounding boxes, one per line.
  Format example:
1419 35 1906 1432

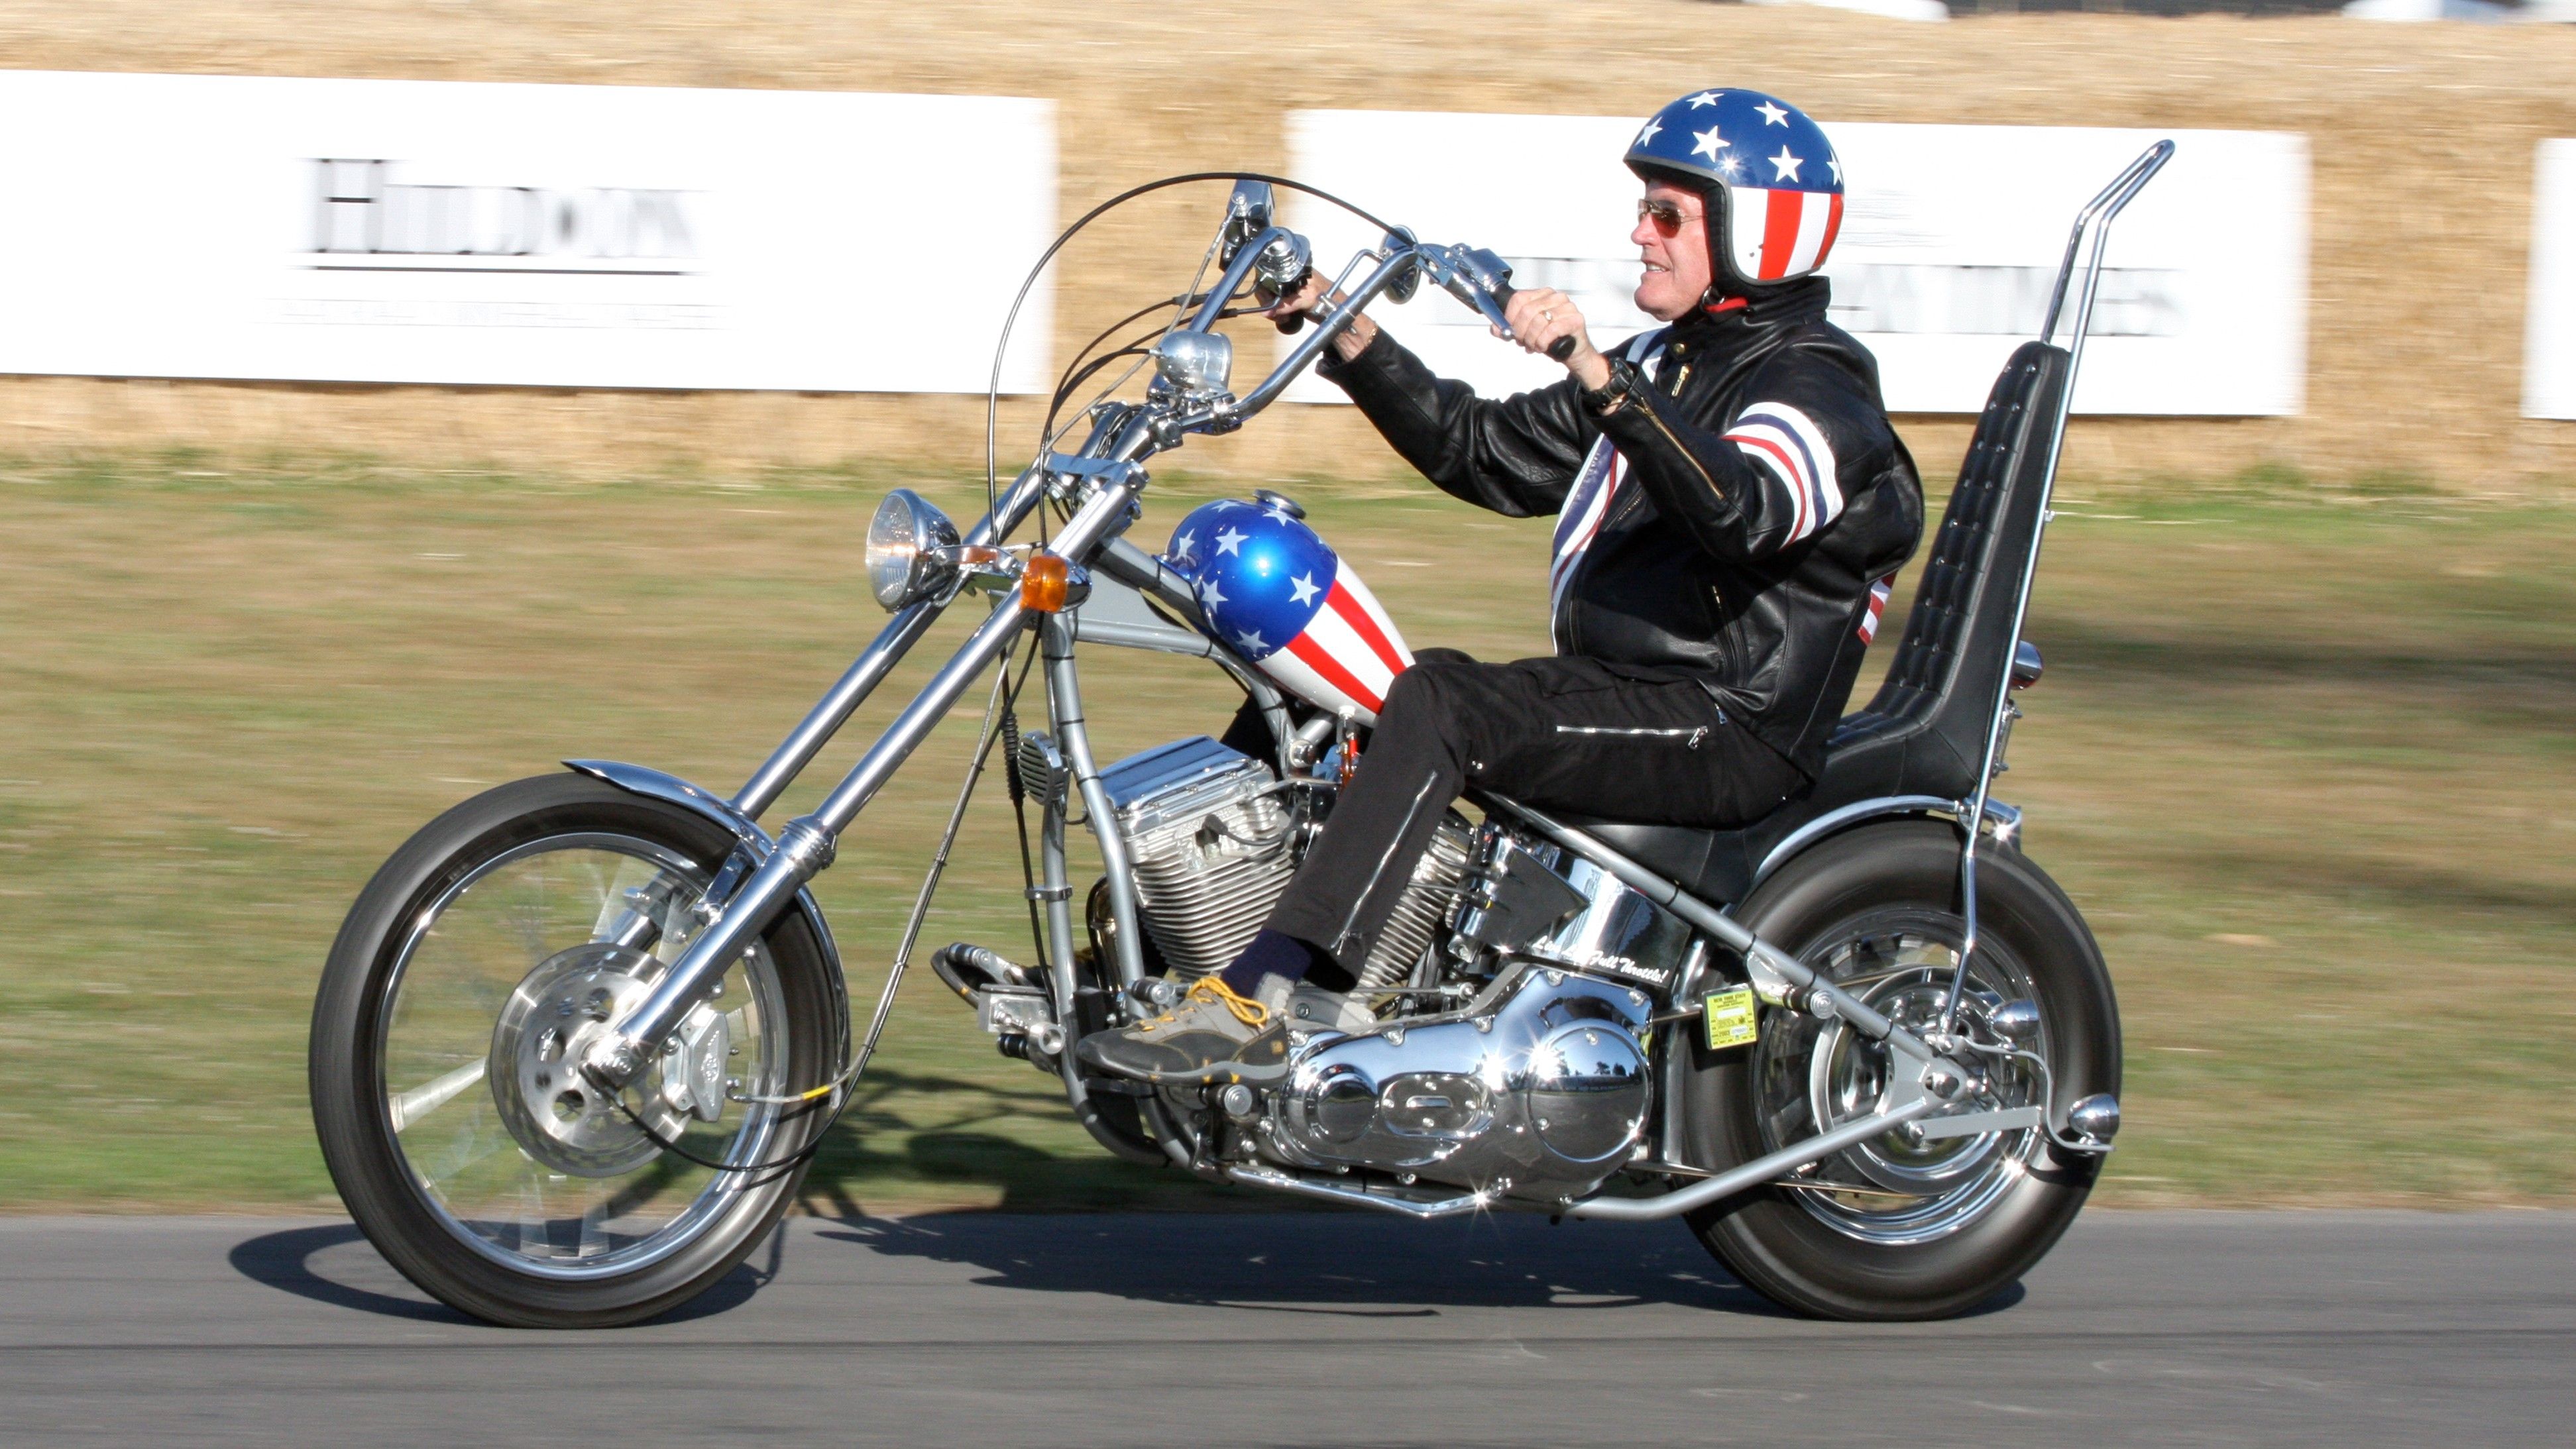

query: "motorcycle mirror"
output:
1152 329 1233 397
1380 227 1422 305
1220 180 1276 265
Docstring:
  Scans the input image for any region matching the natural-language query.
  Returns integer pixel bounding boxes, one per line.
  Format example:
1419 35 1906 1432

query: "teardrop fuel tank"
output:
1162 496 1414 725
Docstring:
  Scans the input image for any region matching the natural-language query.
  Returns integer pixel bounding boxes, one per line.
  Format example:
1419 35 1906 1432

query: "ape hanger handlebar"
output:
1145 180 1565 435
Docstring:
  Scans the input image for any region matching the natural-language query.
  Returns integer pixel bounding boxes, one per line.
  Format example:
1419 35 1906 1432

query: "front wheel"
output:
309 773 842 1328
1679 818 2120 1320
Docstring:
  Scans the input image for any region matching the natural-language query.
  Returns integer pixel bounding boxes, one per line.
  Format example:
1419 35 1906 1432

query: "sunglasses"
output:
1637 198 1701 236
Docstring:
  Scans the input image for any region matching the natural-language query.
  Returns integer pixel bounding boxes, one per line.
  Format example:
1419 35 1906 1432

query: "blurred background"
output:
0 0 2570 1215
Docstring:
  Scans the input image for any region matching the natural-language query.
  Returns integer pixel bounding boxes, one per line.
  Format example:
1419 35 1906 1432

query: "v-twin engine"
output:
1095 735 1470 988
1092 733 1665 1203
1258 968 1653 1202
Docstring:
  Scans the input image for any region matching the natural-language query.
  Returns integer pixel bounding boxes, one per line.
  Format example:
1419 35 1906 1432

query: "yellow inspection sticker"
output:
1703 986 1760 1051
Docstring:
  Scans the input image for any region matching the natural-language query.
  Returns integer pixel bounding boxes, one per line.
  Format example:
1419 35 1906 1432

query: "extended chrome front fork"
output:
581 464 1145 1093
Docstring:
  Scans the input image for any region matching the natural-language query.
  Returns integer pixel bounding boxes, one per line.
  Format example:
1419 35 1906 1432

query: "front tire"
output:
309 774 841 1328
1679 818 2119 1320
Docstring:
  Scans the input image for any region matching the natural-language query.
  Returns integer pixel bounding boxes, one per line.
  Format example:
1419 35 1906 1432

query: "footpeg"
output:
930 941 1034 1000
932 943 1060 1066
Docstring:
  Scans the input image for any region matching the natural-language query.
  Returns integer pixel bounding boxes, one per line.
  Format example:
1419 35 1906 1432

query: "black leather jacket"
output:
1318 278 1923 777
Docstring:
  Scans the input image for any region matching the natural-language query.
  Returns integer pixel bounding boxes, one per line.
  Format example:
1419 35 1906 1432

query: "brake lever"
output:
1426 244 1578 362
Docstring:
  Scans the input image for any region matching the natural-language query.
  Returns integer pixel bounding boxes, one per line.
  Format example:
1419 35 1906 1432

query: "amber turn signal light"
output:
1023 552 1072 613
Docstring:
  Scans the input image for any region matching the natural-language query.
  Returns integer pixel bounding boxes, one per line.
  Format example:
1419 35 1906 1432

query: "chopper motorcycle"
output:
310 143 2171 1329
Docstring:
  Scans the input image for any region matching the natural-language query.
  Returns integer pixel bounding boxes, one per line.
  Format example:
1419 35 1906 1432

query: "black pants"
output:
1260 650 1803 986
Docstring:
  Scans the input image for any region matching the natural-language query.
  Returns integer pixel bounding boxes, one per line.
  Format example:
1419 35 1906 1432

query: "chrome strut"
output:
1941 139 2174 1036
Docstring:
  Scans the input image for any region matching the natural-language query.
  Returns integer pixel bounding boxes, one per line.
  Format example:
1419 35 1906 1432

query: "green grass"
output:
1 453 2570 1214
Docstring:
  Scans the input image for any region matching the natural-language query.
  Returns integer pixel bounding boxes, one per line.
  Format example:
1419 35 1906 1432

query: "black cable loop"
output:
982 172 1403 520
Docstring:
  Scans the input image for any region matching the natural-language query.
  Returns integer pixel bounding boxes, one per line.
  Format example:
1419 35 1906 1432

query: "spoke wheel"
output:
1677 818 2119 1321
313 775 841 1327
380 833 791 1278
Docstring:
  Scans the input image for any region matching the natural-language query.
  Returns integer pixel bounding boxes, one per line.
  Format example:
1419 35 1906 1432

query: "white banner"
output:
2527 140 2576 420
1283 112 2308 416
0 72 1054 392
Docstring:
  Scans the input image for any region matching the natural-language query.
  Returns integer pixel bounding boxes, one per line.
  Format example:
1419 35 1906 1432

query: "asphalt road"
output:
1 1209 2569 1446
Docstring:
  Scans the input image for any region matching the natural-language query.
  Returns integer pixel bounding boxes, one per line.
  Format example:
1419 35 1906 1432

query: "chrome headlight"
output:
865 488 961 612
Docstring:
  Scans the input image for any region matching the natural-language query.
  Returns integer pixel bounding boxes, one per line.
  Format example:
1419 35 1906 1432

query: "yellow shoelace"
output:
1135 975 1270 1034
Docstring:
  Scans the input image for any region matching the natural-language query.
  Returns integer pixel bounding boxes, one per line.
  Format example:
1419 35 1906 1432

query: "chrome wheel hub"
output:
489 943 681 1178
1813 978 2007 1197
1753 919 2048 1246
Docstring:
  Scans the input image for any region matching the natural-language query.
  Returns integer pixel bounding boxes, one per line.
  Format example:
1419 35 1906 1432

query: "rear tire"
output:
309 773 841 1328
1679 818 2119 1320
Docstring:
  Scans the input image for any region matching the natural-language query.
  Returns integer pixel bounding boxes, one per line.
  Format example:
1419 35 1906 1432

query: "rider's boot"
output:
1282 981 1374 1033
1076 974 1296 1086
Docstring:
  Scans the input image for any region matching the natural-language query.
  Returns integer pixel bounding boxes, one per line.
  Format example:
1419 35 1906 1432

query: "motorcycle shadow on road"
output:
801 1132 2026 1320
225 1222 775 1326
812 1211 1787 1318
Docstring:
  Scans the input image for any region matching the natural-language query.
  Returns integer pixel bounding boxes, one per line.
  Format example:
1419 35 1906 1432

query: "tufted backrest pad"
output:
1815 341 2070 803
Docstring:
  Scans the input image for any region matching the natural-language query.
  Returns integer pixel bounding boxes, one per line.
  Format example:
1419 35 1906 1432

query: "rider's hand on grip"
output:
1493 282 1582 364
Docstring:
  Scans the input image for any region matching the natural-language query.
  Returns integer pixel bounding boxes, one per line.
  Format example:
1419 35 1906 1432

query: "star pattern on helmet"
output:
1198 578 1227 608
1768 146 1803 183
1215 527 1247 557
1633 117 1661 147
1287 572 1320 607
1687 91 1720 109
1234 629 1267 653
1170 529 1195 559
1827 158 1843 184
1691 126 1727 163
1756 99 1789 127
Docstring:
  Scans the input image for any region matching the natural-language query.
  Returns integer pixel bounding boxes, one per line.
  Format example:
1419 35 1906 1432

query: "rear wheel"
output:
309 774 842 1328
1679 818 2119 1320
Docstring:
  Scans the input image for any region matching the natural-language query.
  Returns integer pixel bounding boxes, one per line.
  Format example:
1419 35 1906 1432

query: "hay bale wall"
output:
1 0 2571 490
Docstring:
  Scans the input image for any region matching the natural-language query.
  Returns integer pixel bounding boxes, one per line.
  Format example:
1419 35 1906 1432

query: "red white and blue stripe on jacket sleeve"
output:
1720 401 1844 545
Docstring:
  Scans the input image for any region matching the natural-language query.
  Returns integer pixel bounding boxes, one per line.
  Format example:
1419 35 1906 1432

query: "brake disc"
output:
488 943 687 1179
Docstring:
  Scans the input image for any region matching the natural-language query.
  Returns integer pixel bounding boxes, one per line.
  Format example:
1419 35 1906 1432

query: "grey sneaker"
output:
1076 975 1293 1086
1283 983 1375 1034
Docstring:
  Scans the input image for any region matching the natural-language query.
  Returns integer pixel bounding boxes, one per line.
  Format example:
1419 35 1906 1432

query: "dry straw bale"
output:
1 1 2572 490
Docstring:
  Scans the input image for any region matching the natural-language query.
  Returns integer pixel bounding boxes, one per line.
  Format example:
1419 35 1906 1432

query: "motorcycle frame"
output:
570 148 2170 1217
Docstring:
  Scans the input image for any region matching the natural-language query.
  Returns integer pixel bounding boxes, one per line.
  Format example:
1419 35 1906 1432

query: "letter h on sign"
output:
313 159 386 253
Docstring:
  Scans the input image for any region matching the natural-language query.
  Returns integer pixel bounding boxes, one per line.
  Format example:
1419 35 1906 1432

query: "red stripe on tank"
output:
1326 580 1408 678
1287 633 1384 714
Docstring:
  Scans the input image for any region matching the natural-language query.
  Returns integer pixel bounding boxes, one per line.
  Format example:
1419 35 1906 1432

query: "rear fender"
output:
1748 794 2022 894
565 759 852 1062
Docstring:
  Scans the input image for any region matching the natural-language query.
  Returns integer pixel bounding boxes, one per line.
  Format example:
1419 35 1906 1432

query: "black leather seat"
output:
1553 341 2074 906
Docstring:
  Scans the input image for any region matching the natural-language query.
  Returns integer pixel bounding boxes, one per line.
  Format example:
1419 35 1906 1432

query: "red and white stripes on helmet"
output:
1722 401 1844 544
1726 187 1844 284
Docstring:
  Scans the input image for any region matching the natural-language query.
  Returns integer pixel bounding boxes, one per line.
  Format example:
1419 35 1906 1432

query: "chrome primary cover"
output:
1262 967 1653 1203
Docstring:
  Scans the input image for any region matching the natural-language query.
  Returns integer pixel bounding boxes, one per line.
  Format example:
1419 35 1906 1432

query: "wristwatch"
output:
1582 358 1640 416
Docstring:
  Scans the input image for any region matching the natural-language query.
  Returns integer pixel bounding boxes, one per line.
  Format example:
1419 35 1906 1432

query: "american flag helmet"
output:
1163 498 1414 725
1624 89 1844 292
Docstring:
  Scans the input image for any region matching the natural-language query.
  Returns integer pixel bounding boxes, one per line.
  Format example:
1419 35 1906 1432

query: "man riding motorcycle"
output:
1082 87 1925 1085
